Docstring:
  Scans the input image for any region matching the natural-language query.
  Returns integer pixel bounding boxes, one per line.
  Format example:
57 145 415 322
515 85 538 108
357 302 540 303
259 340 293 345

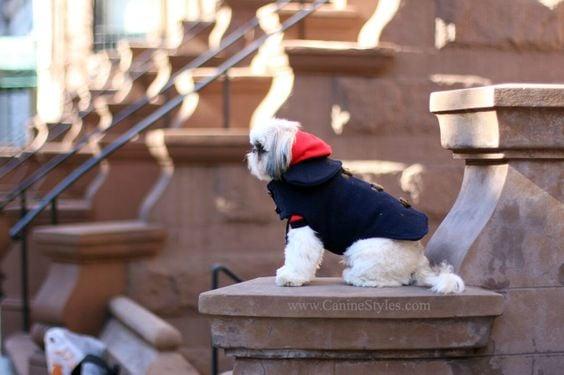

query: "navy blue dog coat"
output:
267 157 429 255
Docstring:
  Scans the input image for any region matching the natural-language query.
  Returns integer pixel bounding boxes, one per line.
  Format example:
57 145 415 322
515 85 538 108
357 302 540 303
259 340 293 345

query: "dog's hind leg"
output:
342 238 421 288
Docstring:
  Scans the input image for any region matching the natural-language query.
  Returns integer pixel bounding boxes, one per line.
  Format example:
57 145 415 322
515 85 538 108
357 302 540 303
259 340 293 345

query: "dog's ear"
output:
265 132 282 179
266 131 291 179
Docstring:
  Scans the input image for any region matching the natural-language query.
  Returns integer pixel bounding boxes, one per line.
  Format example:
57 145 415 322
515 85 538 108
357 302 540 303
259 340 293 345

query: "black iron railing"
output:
0 3 290 212
0 19 214 186
5 0 328 332
0 122 69 181
210 264 243 375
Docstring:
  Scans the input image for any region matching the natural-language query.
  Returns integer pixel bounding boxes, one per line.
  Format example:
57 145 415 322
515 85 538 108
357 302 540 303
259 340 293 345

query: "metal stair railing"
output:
6 0 329 332
0 122 69 180
210 264 243 375
0 20 212 193
0 3 291 213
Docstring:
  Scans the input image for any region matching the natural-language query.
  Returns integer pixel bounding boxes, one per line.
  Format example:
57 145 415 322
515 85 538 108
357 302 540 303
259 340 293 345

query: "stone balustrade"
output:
427 83 564 372
199 83 564 374
100 296 199 374
31 220 166 334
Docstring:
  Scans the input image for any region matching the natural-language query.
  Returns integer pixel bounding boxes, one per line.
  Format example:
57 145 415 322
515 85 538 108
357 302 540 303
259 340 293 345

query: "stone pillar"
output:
199 277 503 373
428 84 564 372
30 221 165 335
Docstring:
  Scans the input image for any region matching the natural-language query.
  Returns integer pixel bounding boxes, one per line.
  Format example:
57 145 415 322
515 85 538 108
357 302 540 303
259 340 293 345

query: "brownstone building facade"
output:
0 1 563 374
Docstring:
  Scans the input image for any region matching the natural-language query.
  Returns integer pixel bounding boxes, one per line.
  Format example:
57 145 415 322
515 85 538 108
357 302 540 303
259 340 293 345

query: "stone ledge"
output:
146 128 249 164
3 199 92 222
279 3 358 19
98 138 157 161
189 67 272 94
33 220 165 262
283 40 394 76
5 333 39 375
35 142 96 157
430 83 564 113
429 84 564 157
109 296 182 351
101 319 200 375
199 277 503 319
199 278 503 354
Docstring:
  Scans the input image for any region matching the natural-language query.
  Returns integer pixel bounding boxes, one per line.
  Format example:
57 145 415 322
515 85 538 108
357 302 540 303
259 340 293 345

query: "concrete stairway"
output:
0 10 225 366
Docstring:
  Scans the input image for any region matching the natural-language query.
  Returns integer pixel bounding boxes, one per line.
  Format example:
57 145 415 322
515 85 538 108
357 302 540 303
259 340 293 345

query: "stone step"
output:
92 136 162 221
167 52 226 74
44 122 73 143
182 20 213 35
279 3 364 42
125 68 160 94
199 277 504 372
28 143 98 199
178 20 215 55
6 295 199 375
101 296 200 374
2 198 91 222
145 128 249 164
177 67 273 129
4 333 39 375
283 40 394 75
123 21 214 60
1 197 92 259
88 87 119 98
102 101 169 134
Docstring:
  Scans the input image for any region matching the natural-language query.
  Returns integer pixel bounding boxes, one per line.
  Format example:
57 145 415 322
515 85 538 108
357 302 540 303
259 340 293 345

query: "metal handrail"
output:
0 21 212 198
0 125 66 180
210 264 243 375
0 4 289 211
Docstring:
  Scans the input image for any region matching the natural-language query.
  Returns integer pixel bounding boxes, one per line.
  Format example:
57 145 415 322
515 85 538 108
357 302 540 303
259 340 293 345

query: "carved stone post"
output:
31 221 165 335
428 84 564 371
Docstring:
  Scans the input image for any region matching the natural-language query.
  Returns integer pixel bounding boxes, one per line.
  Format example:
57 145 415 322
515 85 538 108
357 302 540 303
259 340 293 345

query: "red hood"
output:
291 130 332 165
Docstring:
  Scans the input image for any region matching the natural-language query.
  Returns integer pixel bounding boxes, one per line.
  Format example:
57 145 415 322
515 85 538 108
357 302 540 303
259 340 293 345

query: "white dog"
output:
247 118 464 294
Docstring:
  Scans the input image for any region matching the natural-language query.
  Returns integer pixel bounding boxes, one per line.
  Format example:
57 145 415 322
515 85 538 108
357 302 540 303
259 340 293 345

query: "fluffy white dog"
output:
247 118 464 294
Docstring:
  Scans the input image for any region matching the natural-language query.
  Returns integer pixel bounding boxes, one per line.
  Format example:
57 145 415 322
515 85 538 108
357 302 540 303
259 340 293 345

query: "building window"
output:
93 0 162 51
0 0 35 149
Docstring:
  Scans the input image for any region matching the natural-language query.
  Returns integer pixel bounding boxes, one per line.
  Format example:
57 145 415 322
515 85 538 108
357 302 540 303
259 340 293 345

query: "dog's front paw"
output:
275 266 308 287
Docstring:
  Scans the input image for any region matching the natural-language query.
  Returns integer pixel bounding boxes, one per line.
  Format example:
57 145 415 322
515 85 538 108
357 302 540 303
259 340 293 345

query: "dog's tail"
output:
413 257 465 294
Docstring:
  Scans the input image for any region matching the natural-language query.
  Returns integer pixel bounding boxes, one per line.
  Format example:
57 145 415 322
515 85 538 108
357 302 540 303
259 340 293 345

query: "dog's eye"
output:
253 143 266 154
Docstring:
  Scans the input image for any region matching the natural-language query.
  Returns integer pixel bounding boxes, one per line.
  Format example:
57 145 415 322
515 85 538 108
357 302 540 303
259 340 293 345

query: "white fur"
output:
247 118 465 294
276 226 324 286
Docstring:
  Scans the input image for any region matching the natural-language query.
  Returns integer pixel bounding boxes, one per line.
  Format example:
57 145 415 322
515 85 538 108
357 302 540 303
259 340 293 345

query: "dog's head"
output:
247 118 300 181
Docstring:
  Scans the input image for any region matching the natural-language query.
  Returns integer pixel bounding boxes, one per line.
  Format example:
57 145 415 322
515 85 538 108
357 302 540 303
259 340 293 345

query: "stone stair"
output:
0 9 227 362
178 67 273 129
279 3 364 41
